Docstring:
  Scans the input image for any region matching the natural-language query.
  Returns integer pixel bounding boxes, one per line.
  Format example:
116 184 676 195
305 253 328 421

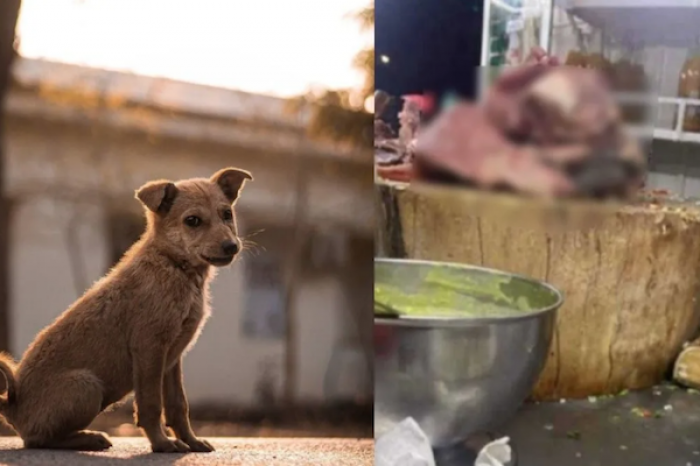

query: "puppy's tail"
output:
0 352 17 414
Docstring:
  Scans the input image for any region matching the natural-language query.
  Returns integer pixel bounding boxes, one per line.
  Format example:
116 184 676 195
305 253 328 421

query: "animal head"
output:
135 167 253 267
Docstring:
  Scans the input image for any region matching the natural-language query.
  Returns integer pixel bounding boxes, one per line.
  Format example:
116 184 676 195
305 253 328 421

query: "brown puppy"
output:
0 167 252 453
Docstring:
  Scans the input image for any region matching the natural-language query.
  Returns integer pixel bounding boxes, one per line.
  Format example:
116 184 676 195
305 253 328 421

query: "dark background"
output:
375 0 483 114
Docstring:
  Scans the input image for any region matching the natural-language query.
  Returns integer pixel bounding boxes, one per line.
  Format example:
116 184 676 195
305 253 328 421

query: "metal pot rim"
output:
374 258 564 328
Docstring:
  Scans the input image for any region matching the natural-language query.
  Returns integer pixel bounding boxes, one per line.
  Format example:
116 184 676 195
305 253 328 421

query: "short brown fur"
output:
0 167 252 453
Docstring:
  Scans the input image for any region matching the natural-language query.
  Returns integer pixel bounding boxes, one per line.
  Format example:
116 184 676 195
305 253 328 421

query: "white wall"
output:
182 265 285 405
10 197 108 353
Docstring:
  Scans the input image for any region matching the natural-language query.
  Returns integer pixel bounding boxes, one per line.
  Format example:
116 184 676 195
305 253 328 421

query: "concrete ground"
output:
436 383 700 466
0 437 374 466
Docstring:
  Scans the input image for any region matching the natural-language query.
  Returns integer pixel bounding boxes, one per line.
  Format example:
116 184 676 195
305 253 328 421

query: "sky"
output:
16 0 373 98
375 0 482 100
374 0 482 125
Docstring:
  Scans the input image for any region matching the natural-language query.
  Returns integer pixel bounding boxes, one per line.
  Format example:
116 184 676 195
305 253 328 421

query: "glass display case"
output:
481 0 700 143
481 0 552 67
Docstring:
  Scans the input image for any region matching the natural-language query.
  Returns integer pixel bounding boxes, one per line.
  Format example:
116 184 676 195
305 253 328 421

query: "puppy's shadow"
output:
0 441 192 465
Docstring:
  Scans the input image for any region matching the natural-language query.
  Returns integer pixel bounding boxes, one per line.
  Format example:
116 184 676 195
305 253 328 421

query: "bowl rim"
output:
374 258 564 327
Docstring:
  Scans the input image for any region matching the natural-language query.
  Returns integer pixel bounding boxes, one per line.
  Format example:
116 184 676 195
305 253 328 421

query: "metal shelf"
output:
566 3 700 48
618 94 700 144
563 0 700 8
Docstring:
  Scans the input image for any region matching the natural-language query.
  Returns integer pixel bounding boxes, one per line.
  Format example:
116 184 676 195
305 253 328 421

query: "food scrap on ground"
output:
631 407 655 419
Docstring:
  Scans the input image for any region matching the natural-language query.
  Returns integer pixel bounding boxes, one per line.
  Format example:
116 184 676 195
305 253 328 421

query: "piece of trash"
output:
375 418 436 466
664 404 673 412
575 452 582 458
587 396 597 403
620 445 628 451
631 407 653 418
618 389 630 396
566 431 581 440
560 399 567 404
544 424 554 431
475 437 512 466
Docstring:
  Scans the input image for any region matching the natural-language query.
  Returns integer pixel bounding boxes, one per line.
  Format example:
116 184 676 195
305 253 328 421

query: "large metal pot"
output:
375 258 563 447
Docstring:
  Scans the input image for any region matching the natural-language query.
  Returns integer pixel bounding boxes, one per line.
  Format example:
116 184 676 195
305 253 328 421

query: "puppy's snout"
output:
221 240 239 256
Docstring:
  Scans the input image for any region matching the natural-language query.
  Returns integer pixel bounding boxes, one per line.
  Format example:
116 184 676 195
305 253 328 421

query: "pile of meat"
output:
374 48 647 199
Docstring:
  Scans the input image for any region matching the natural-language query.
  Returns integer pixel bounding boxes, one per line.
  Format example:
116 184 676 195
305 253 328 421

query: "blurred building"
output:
3 58 373 407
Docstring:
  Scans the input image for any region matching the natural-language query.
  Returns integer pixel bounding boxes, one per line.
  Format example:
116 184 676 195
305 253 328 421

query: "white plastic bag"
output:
375 418 436 466
475 437 512 466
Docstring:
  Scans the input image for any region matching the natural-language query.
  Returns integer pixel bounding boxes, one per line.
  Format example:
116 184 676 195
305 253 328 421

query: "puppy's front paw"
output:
185 437 215 453
151 439 191 453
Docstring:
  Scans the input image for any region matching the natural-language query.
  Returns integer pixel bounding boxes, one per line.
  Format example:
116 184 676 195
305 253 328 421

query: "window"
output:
241 252 286 340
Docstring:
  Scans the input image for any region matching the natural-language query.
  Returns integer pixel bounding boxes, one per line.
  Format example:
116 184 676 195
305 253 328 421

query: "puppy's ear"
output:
135 180 179 214
210 167 253 204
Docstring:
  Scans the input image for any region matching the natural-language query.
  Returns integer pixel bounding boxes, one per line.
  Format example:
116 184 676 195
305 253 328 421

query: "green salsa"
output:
374 263 558 318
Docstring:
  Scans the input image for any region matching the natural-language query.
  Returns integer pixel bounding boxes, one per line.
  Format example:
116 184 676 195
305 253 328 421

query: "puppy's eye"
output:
184 216 202 227
222 209 233 221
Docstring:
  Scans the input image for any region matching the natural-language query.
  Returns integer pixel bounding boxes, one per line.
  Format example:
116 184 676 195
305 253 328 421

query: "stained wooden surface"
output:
376 182 700 400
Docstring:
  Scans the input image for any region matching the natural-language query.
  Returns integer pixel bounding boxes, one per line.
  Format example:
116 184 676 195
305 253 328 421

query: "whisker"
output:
242 239 265 251
241 228 265 241
239 240 265 258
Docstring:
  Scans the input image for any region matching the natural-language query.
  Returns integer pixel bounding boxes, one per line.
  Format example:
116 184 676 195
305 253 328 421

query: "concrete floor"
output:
437 383 700 466
0 437 374 466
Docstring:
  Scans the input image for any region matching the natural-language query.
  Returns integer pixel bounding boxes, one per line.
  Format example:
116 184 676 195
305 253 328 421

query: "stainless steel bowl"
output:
374 258 563 447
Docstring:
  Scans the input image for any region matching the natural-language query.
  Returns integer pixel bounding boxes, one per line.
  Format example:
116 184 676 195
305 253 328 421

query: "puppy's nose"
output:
221 240 239 256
